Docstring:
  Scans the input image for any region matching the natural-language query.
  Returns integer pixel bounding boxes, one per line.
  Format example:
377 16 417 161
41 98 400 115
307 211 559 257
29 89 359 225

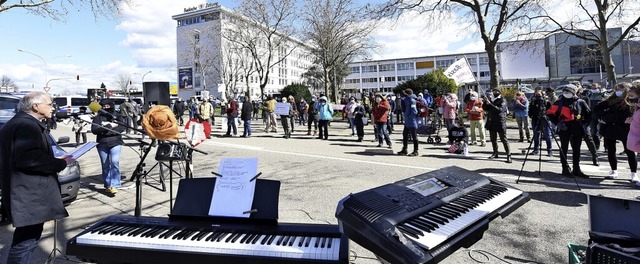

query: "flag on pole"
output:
444 58 477 86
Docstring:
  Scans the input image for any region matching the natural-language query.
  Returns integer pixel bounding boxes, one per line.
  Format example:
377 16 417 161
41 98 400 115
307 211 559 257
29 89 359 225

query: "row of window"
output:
345 72 495 84
350 58 489 74
177 12 220 27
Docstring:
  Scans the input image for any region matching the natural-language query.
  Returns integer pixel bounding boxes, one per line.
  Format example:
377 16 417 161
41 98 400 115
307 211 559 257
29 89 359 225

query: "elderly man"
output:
1 91 75 264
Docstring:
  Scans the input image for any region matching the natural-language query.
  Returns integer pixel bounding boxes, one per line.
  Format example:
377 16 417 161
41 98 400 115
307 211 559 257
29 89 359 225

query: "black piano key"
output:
441 206 463 217
417 215 441 228
313 237 320 248
281 235 291 246
461 195 485 204
191 230 207 241
90 223 111 234
397 225 421 239
128 225 149 237
447 203 469 213
215 232 228 242
304 236 312 247
433 208 458 219
411 218 435 231
452 199 475 208
251 234 263 244
320 237 327 248
261 234 271 245
230 233 243 243
426 212 448 224
298 236 306 247
287 235 296 246
225 232 238 243
205 231 220 242
139 226 157 238
99 224 120 235
267 235 277 245
275 235 285 246
240 233 252 244
327 237 333 248
112 225 132 235
458 197 480 207
149 227 168 238
161 228 180 239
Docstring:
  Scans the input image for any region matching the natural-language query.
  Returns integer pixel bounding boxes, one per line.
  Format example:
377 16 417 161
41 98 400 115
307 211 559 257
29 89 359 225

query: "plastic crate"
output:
587 243 640 264
568 243 587 264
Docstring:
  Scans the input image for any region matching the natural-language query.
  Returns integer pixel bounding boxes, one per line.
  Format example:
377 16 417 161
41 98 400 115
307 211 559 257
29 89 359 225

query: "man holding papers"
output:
0 91 75 264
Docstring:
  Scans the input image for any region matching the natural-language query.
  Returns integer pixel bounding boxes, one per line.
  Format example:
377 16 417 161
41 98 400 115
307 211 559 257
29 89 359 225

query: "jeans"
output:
243 119 252 136
318 120 329 139
531 119 552 152
348 118 355 135
7 223 44 264
376 122 392 146
402 127 418 152
97 145 122 189
604 138 637 172
226 115 237 135
516 116 530 140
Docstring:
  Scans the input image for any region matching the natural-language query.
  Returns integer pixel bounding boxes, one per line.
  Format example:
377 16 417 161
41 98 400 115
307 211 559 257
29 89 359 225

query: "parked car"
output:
0 93 81 210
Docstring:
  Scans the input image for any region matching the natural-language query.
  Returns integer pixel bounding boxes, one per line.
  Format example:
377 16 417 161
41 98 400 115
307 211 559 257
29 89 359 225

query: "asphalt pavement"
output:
1 115 638 264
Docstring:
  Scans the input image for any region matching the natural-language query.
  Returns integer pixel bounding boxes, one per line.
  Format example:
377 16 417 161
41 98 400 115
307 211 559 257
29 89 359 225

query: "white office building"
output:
172 3 313 100
345 28 640 95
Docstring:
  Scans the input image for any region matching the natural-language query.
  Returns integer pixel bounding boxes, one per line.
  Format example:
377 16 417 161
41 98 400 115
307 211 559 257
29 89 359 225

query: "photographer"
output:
482 88 512 163
528 88 553 156
546 84 590 178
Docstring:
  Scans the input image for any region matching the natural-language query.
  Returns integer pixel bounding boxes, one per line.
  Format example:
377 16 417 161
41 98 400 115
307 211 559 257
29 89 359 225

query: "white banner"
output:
444 58 477 86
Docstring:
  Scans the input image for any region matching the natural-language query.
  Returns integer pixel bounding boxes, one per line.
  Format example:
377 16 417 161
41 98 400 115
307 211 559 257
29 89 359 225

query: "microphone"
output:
88 101 116 120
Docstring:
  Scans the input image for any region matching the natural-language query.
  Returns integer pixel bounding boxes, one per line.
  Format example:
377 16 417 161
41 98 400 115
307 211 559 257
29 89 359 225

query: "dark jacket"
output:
174 100 186 115
0 112 68 227
92 111 126 148
483 96 507 132
595 100 633 141
241 101 253 120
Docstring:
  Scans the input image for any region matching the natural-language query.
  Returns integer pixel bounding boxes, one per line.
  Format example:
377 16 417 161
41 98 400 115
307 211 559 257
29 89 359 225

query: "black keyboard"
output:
336 166 529 264
66 215 349 264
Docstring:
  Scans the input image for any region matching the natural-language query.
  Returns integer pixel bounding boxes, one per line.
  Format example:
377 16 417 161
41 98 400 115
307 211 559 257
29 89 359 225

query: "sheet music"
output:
66 142 98 160
208 158 258 218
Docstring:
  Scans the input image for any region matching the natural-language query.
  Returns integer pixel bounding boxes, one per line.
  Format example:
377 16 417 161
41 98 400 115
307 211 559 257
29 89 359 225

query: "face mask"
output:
615 91 623 97
628 97 639 104
591 89 598 93
321 102 326 106
492 93 500 97
375 98 381 103
470 96 477 101
563 93 573 98
350 100 355 103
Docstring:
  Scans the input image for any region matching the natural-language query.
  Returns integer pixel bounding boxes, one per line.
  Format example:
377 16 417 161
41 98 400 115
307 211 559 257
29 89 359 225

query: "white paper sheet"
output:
274 102 290 115
66 142 98 160
208 158 258 218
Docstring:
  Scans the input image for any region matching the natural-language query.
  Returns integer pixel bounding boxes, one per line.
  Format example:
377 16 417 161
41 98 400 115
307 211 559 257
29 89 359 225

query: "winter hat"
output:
563 84 577 94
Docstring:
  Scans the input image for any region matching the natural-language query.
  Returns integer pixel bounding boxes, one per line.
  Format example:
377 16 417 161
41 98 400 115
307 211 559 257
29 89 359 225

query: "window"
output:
361 65 377 73
436 59 455 69
397 76 415 82
350 67 360 73
479 71 491 77
467 58 477 66
345 79 361 84
362 77 378 83
479 57 489 66
398 62 415 70
569 44 603 74
383 76 396 82
379 64 395 72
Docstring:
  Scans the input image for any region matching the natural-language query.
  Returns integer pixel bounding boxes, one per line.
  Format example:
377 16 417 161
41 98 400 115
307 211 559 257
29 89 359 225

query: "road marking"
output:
493 174 633 189
203 141 435 170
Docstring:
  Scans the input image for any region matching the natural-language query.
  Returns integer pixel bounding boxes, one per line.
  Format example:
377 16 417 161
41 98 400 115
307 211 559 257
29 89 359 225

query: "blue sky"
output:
0 0 486 94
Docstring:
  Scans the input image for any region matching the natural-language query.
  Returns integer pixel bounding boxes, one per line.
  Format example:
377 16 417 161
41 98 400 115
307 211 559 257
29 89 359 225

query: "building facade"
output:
172 3 313 101
345 28 639 96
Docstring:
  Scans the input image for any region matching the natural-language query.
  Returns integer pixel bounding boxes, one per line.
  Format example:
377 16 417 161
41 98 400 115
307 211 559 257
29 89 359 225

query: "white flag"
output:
444 58 477 86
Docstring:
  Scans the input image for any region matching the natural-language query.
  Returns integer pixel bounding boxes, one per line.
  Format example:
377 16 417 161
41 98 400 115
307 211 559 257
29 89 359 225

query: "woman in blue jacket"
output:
315 96 334 140
513 91 531 142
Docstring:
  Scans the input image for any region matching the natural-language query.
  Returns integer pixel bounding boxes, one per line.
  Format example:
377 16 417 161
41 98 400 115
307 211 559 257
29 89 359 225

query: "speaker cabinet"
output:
143 82 170 112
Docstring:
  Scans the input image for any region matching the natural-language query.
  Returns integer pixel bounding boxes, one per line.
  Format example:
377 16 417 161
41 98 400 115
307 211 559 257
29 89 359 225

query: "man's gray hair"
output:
18 91 52 113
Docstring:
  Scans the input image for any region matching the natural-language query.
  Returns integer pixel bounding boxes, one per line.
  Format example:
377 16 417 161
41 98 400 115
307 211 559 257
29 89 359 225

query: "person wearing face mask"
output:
279 97 292 139
287 96 298 133
91 99 126 195
345 97 357 136
315 96 334 140
373 94 392 148
513 91 531 143
483 88 512 163
625 83 640 187
584 83 605 150
307 96 318 136
398 89 420 156
441 93 459 142
528 88 553 156
546 84 591 177
464 91 486 146
594 82 638 182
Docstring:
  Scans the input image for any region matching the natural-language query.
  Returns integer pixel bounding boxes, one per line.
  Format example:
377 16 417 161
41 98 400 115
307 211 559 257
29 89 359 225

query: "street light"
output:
142 71 152 83
18 49 71 90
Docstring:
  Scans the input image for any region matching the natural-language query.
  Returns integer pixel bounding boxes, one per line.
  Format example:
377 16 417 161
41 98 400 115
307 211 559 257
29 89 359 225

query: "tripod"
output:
517 113 581 190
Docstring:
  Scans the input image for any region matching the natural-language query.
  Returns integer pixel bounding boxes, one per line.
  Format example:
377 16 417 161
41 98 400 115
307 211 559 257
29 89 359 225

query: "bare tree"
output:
231 0 298 100
302 0 377 102
178 28 218 97
0 0 131 20
529 0 640 86
373 0 539 89
1 75 19 92
114 72 132 96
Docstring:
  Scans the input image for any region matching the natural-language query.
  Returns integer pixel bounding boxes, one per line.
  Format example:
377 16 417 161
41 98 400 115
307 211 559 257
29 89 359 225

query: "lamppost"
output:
142 71 152 83
18 49 71 91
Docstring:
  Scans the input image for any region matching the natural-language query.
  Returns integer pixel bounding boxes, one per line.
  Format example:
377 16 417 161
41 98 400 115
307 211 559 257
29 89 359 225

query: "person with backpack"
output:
546 84 590 177
483 88 512 163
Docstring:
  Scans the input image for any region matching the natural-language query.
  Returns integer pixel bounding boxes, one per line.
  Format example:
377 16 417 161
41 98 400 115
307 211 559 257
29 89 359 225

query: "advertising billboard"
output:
179 68 193 90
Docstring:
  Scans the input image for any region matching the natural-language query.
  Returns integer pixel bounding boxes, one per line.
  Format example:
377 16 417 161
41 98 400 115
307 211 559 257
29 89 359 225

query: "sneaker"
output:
397 150 408 155
631 173 639 183
530 150 539 155
408 151 419 157
387 145 392 149
606 170 618 179
106 187 118 194
376 144 382 147
518 139 524 142
547 150 553 157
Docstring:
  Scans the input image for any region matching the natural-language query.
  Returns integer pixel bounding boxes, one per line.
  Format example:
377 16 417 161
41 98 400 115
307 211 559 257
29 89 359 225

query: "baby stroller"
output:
417 108 442 143
447 121 468 155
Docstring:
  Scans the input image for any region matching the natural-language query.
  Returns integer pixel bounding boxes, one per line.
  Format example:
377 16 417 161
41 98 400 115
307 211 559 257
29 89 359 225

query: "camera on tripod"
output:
155 141 187 161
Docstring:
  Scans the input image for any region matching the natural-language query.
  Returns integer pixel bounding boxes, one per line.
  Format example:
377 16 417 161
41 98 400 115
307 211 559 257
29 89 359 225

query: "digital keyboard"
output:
66 215 349 263
336 166 529 264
